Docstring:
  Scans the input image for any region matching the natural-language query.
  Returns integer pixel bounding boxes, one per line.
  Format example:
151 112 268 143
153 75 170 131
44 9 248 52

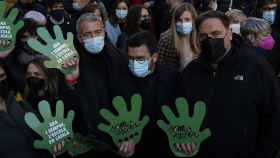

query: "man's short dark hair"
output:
262 0 278 6
47 0 63 8
195 11 231 31
127 31 158 55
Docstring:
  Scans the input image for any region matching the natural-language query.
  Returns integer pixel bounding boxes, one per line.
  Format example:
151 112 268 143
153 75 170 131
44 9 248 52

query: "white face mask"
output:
72 2 82 11
230 23 241 34
176 22 192 35
84 36 105 54
116 9 128 19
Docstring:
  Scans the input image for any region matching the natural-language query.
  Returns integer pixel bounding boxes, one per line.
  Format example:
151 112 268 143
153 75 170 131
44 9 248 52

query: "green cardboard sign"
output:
0 1 24 52
24 100 75 155
98 94 150 147
157 98 211 157
27 25 79 75
24 100 96 156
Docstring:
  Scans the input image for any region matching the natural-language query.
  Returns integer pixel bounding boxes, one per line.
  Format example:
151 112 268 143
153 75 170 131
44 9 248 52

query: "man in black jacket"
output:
178 11 280 158
47 0 75 38
119 31 178 157
68 13 129 157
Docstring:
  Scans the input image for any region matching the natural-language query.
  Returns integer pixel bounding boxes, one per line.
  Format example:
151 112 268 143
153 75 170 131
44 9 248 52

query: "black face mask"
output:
200 37 227 64
140 18 151 30
25 77 47 104
26 77 45 93
50 9 65 23
0 79 9 100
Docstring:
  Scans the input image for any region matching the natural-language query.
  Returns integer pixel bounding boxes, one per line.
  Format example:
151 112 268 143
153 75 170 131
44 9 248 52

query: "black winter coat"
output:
76 43 129 156
123 64 179 157
0 96 40 158
178 42 280 158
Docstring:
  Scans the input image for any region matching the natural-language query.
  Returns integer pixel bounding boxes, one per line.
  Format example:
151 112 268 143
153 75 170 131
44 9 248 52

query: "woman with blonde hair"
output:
158 2 199 70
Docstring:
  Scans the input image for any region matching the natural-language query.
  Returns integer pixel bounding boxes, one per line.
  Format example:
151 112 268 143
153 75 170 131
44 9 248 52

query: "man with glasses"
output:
121 31 178 157
261 0 278 24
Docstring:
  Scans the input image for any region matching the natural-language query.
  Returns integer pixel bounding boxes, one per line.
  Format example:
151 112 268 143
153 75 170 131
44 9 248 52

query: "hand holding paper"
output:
0 1 24 52
24 100 75 155
98 94 150 147
27 25 79 75
157 98 211 157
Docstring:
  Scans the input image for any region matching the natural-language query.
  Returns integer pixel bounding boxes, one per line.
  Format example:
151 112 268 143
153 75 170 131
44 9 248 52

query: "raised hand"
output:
27 25 79 75
98 94 150 147
157 98 211 157
24 100 75 155
0 1 24 52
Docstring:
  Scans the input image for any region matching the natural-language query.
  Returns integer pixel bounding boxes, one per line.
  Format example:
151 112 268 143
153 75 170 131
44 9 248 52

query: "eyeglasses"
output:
129 57 149 64
199 32 226 42
263 6 277 11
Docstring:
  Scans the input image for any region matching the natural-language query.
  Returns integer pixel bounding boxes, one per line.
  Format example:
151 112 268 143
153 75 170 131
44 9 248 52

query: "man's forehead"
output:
53 3 63 7
199 18 226 33
128 45 150 56
80 21 103 30
265 3 278 8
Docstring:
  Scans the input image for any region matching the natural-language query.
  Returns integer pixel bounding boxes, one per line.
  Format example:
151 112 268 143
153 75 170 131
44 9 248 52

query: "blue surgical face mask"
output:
84 36 105 54
128 59 151 78
263 10 276 24
176 22 192 35
116 9 128 19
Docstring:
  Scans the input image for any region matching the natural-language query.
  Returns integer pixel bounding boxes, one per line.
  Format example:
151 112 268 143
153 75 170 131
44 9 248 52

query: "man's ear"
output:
77 34 83 43
151 53 159 63
227 28 233 40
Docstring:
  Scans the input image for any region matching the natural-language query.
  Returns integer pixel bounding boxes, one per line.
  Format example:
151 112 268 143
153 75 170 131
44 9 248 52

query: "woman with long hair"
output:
105 0 130 46
23 59 58 107
158 3 200 70
21 58 86 136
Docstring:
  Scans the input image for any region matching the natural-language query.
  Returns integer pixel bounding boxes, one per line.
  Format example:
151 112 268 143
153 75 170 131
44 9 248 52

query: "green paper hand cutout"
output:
24 100 75 155
0 1 24 52
98 94 150 147
27 25 79 75
157 98 211 157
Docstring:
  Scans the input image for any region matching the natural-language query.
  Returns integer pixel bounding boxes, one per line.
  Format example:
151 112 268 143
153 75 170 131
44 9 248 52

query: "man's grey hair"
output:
76 13 103 34
241 17 271 36
225 9 247 24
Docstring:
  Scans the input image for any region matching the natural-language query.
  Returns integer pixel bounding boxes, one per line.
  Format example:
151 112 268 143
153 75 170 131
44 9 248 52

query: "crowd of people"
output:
0 0 280 157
